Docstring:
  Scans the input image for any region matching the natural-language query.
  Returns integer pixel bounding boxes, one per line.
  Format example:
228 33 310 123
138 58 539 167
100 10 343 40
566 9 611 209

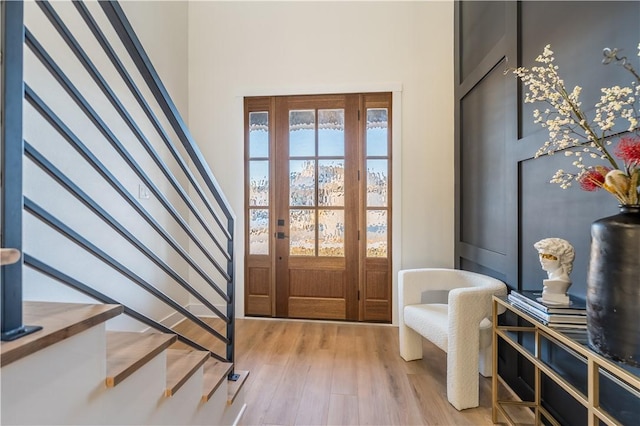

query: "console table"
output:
492 295 640 426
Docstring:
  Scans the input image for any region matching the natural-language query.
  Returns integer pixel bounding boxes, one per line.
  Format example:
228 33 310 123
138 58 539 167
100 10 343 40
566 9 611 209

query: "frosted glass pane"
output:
367 210 387 258
290 160 316 206
318 160 344 207
249 111 269 158
318 109 344 156
249 209 269 255
290 209 315 256
290 110 315 157
366 159 388 207
319 210 344 257
367 108 388 156
249 160 269 206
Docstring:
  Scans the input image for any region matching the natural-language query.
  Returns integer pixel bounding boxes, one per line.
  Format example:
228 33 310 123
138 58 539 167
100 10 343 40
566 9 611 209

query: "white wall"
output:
186 0 455 323
21 0 192 331
120 0 189 118
18 0 454 326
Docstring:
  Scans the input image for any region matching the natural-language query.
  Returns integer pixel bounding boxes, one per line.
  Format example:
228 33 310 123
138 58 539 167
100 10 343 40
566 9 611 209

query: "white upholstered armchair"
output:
398 268 507 410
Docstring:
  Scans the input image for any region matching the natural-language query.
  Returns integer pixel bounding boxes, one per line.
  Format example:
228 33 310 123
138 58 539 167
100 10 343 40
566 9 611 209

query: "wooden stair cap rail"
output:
106 331 177 387
0 248 21 265
0 301 123 367
201 358 233 402
165 348 209 397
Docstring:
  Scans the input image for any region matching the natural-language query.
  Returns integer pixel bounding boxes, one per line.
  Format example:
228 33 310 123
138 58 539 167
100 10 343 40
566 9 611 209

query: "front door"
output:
244 93 392 322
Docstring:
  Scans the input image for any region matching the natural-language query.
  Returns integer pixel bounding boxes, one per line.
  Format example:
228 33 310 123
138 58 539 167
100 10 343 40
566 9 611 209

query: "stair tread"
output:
1 301 123 367
165 348 209 397
227 370 250 405
106 331 177 387
201 358 234 402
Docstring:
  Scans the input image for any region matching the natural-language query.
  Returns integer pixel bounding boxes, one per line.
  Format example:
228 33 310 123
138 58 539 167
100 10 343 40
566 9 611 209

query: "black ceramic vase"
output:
586 204 640 367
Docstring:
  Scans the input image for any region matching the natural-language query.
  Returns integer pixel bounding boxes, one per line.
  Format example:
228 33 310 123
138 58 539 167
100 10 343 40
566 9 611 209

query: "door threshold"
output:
241 315 394 327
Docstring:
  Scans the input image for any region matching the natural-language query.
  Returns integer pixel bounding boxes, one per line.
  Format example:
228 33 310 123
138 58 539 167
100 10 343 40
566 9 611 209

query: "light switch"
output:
138 184 150 200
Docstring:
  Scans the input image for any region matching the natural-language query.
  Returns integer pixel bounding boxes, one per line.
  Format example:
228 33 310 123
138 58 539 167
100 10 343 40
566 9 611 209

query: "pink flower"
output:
579 166 610 191
615 136 640 166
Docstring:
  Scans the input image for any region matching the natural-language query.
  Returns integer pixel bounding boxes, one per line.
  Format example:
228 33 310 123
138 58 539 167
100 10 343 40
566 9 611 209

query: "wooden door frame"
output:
244 92 393 322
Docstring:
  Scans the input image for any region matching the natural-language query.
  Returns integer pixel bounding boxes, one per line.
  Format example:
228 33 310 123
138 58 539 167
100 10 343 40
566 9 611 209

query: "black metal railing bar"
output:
2 0 236 370
24 22 231 289
24 194 228 344
35 0 232 263
72 0 231 245
0 0 43 341
24 254 227 362
23 134 229 325
99 1 235 226
99 0 237 368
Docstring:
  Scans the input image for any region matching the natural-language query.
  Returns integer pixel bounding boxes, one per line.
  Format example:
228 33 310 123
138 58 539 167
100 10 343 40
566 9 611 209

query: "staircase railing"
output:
1 0 236 371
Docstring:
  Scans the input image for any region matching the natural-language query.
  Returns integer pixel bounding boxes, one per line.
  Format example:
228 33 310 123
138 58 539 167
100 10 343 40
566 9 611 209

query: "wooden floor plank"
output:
265 321 304 367
355 326 396 425
327 393 360 426
260 322 319 425
330 324 358 396
408 372 461 425
373 326 426 425
240 363 286 426
233 318 514 426
294 348 334 425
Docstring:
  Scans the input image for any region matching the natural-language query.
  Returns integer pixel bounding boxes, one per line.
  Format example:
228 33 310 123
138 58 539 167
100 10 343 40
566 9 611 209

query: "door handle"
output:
275 232 288 239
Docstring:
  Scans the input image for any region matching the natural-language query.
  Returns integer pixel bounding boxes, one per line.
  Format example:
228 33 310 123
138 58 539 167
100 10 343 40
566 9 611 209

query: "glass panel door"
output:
275 95 355 320
360 94 392 322
244 93 392 322
245 99 274 316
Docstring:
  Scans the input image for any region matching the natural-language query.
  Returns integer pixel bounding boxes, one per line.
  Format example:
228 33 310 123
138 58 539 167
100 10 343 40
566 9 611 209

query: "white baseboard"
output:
159 310 185 328
188 302 227 318
232 403 247 426
139 303 227 333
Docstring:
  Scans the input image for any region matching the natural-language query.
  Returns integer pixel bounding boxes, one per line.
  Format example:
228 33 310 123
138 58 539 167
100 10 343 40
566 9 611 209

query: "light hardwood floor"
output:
230 318 514 426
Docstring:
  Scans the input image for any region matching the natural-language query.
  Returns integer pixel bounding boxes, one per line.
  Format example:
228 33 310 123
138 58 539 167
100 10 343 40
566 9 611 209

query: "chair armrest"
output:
448 283 507 326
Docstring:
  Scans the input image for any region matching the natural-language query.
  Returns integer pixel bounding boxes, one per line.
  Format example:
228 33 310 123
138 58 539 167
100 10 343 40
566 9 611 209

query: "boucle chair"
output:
398 268 507 410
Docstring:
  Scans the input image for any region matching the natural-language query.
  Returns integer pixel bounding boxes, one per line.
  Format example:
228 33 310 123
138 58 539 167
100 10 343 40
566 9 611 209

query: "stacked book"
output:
507 290 587 330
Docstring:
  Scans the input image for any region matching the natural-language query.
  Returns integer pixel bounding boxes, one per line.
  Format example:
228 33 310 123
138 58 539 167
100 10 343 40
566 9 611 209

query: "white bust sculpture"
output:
534 238 575 305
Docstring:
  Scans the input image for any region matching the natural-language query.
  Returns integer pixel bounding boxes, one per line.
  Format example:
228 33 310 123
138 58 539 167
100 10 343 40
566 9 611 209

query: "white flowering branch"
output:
511 43 640 204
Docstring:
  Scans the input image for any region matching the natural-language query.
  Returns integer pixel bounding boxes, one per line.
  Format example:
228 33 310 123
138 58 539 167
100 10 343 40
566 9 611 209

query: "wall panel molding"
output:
455 1 639 423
